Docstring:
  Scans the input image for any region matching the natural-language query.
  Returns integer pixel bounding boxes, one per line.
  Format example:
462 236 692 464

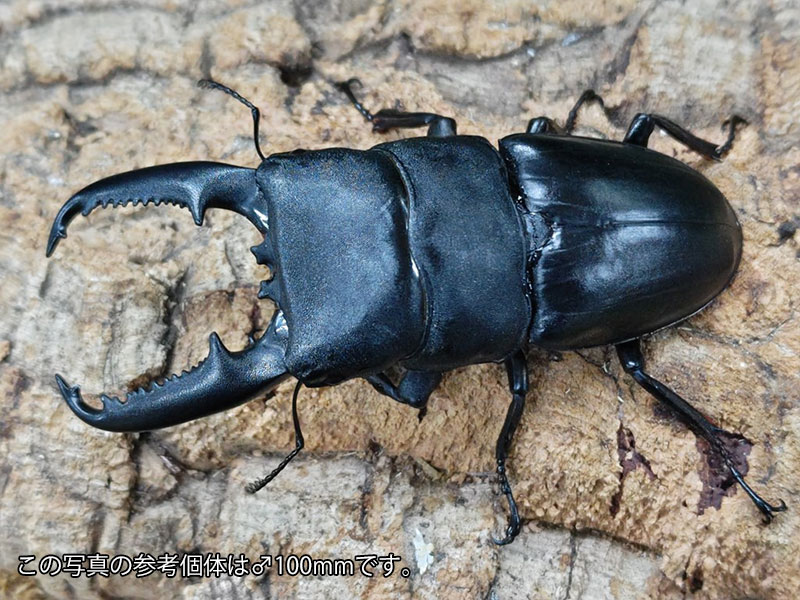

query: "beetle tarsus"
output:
246 381 305 493
336 78 374 123
724 458 786 523
616 339 787 523
715 115 748 158
493 461 522 545
760 499 788 524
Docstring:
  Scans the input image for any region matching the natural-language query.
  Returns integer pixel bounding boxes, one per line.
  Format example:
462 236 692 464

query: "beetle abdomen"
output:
500 134 742 350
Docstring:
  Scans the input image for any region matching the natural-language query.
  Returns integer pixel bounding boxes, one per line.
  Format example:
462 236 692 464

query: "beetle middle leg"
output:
493 351 529 545
623 112 746 160
616 339 787 522
564 89 605 134
336 78 457 137
525 90 604 135
526 116 558 134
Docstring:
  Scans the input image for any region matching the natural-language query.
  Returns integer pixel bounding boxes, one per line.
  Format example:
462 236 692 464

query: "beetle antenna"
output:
245 380 305 494
198 79 266 161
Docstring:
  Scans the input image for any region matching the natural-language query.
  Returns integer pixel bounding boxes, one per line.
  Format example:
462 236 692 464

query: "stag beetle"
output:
46 78 786 545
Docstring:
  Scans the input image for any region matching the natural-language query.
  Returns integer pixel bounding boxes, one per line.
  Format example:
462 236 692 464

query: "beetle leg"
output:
564 89 605 134
526 117 558 134
246 380 305 494
365 370 442 411
616 339 787 523
55 312 290 432
336 78 457 137
623 113 747 161
198 79 266 160
493 351 528 545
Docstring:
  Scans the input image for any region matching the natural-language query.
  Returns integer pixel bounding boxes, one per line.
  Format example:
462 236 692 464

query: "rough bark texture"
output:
0 1 798 598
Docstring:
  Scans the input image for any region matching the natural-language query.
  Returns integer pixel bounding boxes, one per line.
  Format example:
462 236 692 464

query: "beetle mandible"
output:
46 78 786 544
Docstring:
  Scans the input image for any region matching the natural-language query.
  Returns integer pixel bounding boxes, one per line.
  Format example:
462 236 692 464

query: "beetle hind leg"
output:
616 339 787 522
336 78 457 137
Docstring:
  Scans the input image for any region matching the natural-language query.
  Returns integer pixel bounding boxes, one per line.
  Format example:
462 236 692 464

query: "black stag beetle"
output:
47 78 786 544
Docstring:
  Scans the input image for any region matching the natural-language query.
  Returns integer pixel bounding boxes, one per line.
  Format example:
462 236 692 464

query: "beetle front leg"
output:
336 78 457 137
616 339 787 522
492 351 528 545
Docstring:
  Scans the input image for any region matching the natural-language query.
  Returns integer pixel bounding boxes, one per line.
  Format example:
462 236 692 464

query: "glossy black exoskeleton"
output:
46 79 786 544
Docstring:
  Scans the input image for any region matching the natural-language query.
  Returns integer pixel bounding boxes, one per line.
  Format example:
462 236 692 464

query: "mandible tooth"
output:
250 240 275 266
258 278 281 303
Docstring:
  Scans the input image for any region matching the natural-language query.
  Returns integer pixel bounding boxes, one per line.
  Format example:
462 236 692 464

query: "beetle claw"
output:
492 522 521 546
757 497 787 524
